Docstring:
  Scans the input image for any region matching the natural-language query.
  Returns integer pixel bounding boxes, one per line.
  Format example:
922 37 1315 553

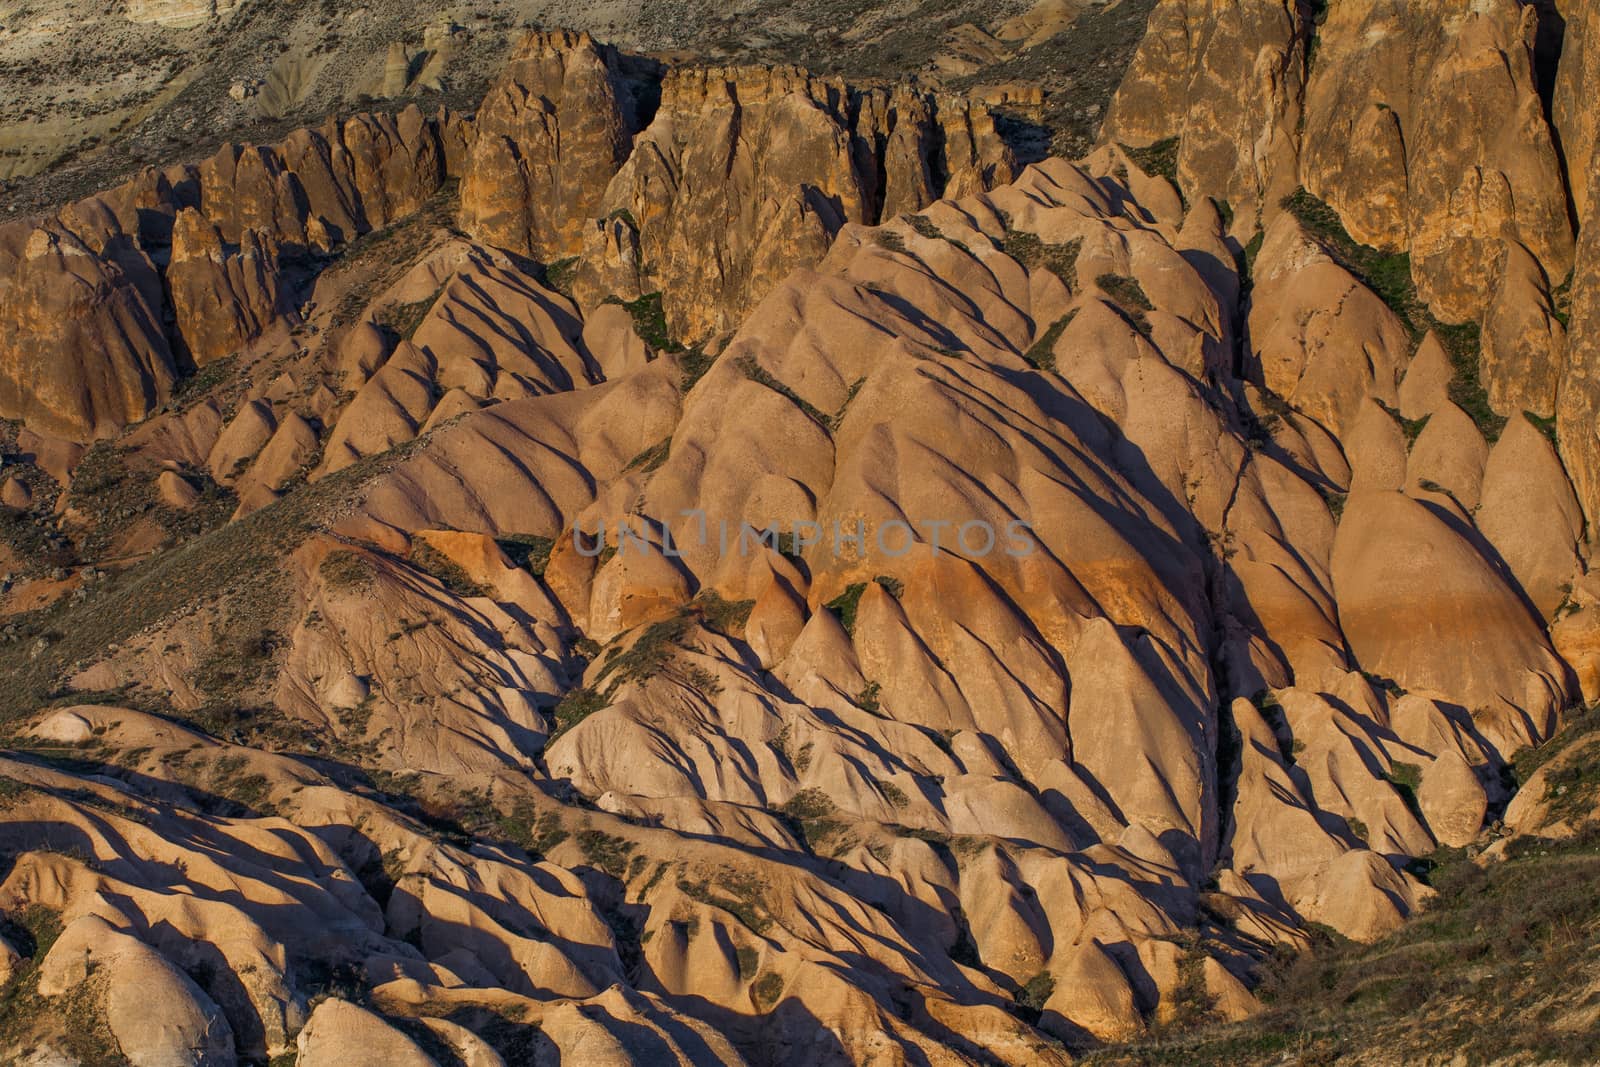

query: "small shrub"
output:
319 549 378 591
1014 970 1055 1023
543 257 579 295
624 438 672 475
1122 136 1180 184
751 970 785 1009
604 292 677 352
576 829 636 879
1002 232 1081 292
551 687 606 736
874 229 908 253
1096 273 1155 338
373 287 443 341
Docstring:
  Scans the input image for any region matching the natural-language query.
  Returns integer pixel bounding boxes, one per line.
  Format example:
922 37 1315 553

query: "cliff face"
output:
457 30 636 260
464 49 1017 343
0 104 452 442
1100 0 1307 228
0 224 175 441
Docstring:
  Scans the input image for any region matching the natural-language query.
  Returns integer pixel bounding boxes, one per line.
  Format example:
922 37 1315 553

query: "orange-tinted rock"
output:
1301 0 1572 311
1102 0 1306 228
1330 491 1568 753
458 30 633 259
168 208 285 365
0 225 175 442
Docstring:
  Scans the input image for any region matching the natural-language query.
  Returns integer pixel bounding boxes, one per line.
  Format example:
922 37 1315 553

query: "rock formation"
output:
0 10 1598 1066
458 31 636 260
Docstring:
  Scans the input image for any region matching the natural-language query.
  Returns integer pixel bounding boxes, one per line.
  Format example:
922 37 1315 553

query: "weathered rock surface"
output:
0 224 175 441
1101 0 1306 228
458 31 636 260
1 13 1599 1066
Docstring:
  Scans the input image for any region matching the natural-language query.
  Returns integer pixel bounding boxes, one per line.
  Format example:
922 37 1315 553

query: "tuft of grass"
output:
575 828 636 879
874 229 908 253
678 870 773 935
551 686 607 738
410 540 489 597
780 788 850 854
1096 273 1155 338
1122 137 1180 183
373 287 444 341
677 346 718 392
735 355 832 429
1025 310 1078 372
543 257 579 296
1524 411 1559 446
1122 137 1185 207
1320 486 1347 522
751 971 785 1009
1013 970 1056 1024
1377 401 1430 450
319 549 378 592
1003 231 1082 293
825 575 901 636
624 438 672 475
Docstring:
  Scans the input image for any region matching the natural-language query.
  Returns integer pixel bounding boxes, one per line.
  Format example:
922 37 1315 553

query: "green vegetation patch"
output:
604 291 676 353
623 438 672 475
374 287 444 341
1095 273 1155 338
1003 232 1083 293
319 549 379 591
495 534 555 578
575 828 636 879
543 256 579 296
410 540 490 598
824 575 901 636
1025 310 1078 372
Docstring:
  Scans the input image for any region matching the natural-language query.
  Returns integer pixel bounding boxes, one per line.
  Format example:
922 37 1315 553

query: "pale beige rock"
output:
1404 402 1487 510
40 915 236 1067
1397 333 1455 420
1331 491 1567 754
296 999 437 1067
1415 749 1489 848
1249 213 1411 436
1477 415 1583 619
1039 940 1140 1043
207 400 276 483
